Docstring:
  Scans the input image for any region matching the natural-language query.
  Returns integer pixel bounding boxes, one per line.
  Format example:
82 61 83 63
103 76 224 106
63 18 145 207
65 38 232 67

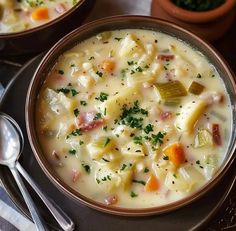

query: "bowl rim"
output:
25 15 236 216
0 0 87 38
158 0 236 23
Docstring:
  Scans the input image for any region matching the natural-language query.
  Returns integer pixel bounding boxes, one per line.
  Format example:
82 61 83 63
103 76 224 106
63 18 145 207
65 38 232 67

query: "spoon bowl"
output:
0 112 75 231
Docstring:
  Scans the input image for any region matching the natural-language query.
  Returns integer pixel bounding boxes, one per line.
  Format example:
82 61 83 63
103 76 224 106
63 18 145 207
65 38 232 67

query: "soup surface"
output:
0 0 79 33
36 29 232 208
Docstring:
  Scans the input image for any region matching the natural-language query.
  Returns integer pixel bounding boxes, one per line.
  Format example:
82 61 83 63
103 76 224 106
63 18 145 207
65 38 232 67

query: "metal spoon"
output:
0 113 75 231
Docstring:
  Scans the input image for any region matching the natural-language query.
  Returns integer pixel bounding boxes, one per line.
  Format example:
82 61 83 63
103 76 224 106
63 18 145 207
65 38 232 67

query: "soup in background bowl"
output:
26 16 236 216
0 0 94 55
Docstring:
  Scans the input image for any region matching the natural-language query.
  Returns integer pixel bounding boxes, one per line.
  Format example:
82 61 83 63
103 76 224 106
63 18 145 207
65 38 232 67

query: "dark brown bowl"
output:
26 15 236 216
0 0 95 56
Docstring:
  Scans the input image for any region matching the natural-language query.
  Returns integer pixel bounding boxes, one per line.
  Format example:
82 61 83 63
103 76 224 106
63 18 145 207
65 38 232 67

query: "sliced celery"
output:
188 81 205 95
156 80 187 100
194 129 213 148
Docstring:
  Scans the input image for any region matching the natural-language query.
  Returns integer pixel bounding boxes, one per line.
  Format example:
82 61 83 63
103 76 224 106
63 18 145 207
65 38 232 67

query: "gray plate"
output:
0 54 235 231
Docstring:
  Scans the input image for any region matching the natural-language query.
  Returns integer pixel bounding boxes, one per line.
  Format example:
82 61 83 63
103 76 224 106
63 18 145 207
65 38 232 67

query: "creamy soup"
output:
36 29 232 208
0 0 79 33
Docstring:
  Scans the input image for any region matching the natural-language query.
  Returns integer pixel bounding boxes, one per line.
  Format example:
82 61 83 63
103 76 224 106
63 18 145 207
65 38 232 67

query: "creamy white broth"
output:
0 0 80 33
36 29 232 208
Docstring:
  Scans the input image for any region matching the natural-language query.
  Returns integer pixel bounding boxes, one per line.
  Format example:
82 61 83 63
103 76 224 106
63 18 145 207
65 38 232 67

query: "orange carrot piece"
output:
144 174 159 192
32 7 49 20
163 143 185 167
102 60 115 72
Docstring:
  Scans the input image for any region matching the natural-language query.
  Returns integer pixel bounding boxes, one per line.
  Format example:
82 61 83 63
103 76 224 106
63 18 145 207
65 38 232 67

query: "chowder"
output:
0 0 80 33
36 29 231 208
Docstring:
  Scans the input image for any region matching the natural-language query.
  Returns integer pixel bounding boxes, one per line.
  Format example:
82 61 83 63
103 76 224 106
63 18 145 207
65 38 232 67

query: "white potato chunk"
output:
96 87 140 119
119 34 143 57
87 136 114 160
175 99 208 133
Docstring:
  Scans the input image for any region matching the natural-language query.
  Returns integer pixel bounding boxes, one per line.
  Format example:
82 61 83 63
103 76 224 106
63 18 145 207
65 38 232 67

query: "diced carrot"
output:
144 174 159 192
102 60 115 72
32 7 49 20
163 143 185 167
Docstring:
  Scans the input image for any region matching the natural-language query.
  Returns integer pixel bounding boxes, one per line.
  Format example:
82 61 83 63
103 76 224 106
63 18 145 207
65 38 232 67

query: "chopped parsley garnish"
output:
96 71 103 77
93 112 102 120
196 160 200 165
71 89 79 96
163 155 169 160
130 191 138 198
69 149 76 155
120 164 127 171
135 66 143 72
57 88 70 94
89 56 95 60
132 179 146 186
127 61 137 66
151 132 166 146
144 167 149 173
96 178 101 184
79 141 84 146
114 37 122 41
82 163 91 174
58 70 64 75
80 100 87 106
133 136 143 145
73 108 80 117
102 158 110 162
104 138 111 147
144 124 154 134
69 128 82 137
118 101 148 129
70 64 75 67
103 126 108 131
196 73 202 78
95 92 109 102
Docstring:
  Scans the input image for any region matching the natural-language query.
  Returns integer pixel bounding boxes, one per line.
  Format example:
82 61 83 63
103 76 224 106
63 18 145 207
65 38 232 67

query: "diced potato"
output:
121 141 145 157
117 170 133 190
43 88 76 114
126 71 155 87
203 155 218 179
95 166 121 192
165 165 204 192
96 87 140 119
87 136 114 160
112 125 136 138
77 75 95 88
175 99 208 133
119 34 144 57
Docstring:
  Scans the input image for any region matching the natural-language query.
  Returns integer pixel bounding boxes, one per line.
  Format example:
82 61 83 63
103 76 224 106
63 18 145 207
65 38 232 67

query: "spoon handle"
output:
16 162 75 231
10 167 48 231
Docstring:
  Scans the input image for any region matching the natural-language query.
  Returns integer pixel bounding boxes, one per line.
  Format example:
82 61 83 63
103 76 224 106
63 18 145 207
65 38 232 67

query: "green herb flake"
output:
144 167 149 173
58 70 64 75
144 124 154 134
104 138 111 147
130 191 138 198
114 37 123 41
73 108 80 117
82 163 91 174
163 155 169 160
151 132 166 146
80 100 87 106
95 92 109 102
69 149 76 155
132 179 146 186
71 89 79 96
57 88 70 94
120 164 127 171
96 71 103 77
196 73 202 78
133 136 143 145
93 113 102 120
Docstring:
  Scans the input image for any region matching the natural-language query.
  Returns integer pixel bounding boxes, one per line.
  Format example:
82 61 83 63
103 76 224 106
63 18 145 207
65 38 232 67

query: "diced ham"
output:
212 124 222 146
52 150 60 160
55 3 67 14
157 54 175 61
160 111 172 120
72 169 81 183
104 195 118 205
77 111 105 132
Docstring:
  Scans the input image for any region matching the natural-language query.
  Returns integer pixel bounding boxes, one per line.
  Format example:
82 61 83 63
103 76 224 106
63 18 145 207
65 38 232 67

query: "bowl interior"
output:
26 16 236 216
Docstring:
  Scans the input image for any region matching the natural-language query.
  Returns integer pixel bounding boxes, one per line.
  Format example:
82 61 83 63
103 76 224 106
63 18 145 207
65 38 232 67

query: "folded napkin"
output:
0 1 151 230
